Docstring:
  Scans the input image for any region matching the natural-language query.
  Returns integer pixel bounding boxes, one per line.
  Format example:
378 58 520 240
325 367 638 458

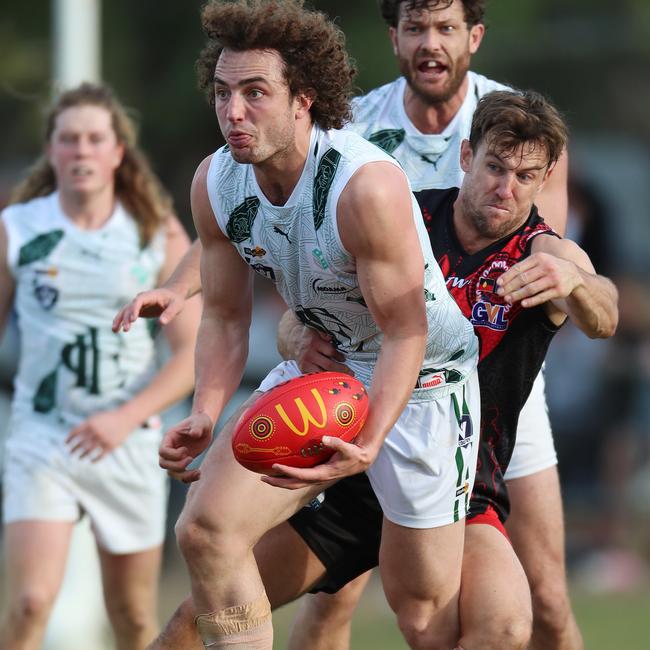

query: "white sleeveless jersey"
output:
348 72 508 191
207 126 478 399
2 193 166 433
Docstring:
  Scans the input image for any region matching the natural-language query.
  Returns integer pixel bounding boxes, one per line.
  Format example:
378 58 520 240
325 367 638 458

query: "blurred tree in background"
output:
2 0 649 238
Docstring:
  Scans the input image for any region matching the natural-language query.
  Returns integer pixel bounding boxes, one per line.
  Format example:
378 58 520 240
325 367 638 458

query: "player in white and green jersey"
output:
0 83 200 650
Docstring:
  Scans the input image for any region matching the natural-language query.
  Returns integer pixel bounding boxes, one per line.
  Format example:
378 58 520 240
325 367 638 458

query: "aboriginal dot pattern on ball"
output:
334 401 355 427
250 415 274 441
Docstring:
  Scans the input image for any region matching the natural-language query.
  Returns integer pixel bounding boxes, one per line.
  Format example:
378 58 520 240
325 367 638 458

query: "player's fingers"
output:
521 288 560 308
503 277 551 304
159 301 182 325
159 445 190 463
260 475 308 490
167 468 201 483
159 456 193 473
111 308 128 332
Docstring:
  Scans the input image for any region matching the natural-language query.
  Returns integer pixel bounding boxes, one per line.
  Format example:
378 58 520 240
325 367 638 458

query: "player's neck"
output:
57 185 117 230
403 75 469 134
253 124 313 206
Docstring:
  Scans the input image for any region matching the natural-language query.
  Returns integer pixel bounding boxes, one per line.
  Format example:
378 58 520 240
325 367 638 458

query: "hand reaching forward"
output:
112 287 186 333
158 413 214 483
261 435 378 490
497 252 583 308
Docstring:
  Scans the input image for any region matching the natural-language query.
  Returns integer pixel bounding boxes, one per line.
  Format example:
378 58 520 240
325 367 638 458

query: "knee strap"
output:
195 593 272 648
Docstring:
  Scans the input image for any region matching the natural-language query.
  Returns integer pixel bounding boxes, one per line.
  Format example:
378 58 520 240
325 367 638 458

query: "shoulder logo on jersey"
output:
226 196 260 243
470 258 511 331
367 128 405 154
18 230 65 266
313 148 341 231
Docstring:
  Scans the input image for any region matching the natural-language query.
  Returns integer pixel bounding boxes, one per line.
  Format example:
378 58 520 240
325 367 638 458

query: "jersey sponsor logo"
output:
312 248 329 270
311 278 353 296
273 226 292 244
417 372 445 390
245 260 276 281
471 301 509 331
244 246 266 258
446 276 469 289
458 412 474 448
456 481 470 497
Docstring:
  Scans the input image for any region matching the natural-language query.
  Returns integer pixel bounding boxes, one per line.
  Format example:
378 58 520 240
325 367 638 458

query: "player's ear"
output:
294 90 315 120
460 139 473 172
468 23 485 54
389 27 399 56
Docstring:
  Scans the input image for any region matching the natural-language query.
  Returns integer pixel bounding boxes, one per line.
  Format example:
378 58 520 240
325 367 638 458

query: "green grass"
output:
271 581 650 649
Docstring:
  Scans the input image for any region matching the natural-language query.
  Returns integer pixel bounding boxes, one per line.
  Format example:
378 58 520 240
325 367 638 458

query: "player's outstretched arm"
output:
112 238 203 332
497 234 618 338
276 310 350 374
264 162 427 488
158 156 253 482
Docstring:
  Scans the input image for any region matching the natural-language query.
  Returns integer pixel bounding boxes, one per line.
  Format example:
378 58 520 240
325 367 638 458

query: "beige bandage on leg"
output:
195 593 273 649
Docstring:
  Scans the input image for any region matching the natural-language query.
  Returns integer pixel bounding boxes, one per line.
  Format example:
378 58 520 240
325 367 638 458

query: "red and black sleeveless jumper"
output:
418 187 562 521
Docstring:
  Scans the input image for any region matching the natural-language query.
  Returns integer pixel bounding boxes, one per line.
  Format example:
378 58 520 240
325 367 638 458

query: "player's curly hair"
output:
10 82 172 246
469 90 568 166
196 0 356 130
380 0 486 28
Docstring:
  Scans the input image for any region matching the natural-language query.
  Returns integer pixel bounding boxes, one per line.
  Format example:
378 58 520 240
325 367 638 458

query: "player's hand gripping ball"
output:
232 372 368 475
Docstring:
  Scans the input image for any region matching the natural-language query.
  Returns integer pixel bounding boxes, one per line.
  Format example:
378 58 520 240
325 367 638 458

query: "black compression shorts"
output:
288 473 382 594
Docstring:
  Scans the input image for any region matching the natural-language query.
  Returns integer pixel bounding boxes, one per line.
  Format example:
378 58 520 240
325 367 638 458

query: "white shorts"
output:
258 361 480 529
2 422 168 554
504 369 558 480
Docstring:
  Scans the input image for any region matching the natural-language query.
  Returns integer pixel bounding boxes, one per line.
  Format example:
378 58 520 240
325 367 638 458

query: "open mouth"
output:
417 60 447 75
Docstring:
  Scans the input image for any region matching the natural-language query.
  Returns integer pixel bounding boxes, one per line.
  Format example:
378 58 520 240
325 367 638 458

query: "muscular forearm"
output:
165 239 203 299
191 315 249 424
565 271 618 338
118 343 196 429
355 332 426 453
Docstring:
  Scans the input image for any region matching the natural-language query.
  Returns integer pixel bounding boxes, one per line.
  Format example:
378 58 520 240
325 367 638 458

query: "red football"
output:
232 372 368 475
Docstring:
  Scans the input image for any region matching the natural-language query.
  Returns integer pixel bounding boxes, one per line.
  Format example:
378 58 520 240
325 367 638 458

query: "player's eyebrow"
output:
213 75 268 86
487 151 547 172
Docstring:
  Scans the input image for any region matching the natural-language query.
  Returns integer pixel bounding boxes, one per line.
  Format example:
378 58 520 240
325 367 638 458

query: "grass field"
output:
270 575 650 649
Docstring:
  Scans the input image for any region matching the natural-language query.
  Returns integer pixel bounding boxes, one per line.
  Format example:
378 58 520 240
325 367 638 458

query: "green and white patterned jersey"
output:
2 193 166 434
207 126 478 399
347 72 508 191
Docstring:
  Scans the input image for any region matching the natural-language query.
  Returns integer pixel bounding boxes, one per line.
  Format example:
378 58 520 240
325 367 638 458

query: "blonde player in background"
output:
0 82 200 650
